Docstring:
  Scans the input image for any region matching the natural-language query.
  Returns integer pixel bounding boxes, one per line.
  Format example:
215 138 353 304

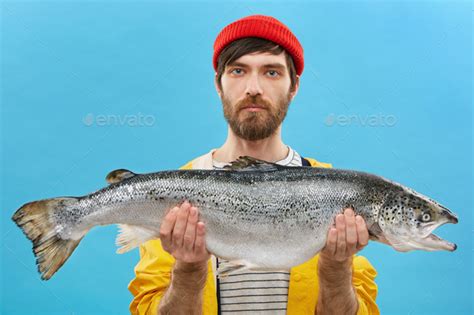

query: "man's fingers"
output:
336 214 346 257
194 222 207 254
344 208 357 253
159 206 178 250
171 201 191 248
356 215 369 250
325 227 338 256
183 206 198 251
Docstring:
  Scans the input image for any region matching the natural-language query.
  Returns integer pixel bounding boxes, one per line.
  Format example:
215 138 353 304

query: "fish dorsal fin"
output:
106 169 137 184
223 156 285 172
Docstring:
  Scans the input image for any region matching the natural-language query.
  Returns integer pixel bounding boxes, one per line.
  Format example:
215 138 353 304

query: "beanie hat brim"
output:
213 15 304 76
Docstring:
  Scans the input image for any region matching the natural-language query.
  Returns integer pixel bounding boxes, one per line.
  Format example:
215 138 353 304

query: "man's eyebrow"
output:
226 62 287 70
262 63 286 70
226 62 249 68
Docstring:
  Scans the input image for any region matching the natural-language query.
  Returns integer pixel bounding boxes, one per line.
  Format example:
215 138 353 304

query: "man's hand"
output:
316 207 369 315
158 201 210 314
160 201 211 265
320 207 369 263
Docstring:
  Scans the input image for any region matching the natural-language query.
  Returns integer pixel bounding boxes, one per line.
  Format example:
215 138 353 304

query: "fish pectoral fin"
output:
368 222 383 240
368 222 391 245
216 259 260 279
116 224 157 254
106 169 137 184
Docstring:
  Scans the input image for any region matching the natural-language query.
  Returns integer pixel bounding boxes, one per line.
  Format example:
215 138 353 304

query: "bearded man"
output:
129 15 379 315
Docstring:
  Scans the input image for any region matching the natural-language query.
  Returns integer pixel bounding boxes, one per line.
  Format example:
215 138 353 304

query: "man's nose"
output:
245 73 263 96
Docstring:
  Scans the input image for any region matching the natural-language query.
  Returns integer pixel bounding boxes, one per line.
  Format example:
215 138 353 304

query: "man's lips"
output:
240 104 267 111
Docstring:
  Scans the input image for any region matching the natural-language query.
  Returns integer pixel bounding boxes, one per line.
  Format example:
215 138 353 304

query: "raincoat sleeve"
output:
128 239 217 315
128 240 175 315
353 256 379 315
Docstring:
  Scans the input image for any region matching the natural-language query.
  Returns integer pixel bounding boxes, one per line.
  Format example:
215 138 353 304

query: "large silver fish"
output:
12 157 458 280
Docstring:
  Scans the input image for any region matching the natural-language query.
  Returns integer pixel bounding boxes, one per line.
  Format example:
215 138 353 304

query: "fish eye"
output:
421 213 431 222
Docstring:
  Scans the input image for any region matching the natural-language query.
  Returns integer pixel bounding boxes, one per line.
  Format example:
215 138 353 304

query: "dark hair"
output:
215 37 298 92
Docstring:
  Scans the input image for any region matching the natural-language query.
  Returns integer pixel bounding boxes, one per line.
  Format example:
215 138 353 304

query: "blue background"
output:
1 1 472 314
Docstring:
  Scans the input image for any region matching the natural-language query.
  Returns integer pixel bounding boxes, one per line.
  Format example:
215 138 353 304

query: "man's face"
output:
217 51 298 141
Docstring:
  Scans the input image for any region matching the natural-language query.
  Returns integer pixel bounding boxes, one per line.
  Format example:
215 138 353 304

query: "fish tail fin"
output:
116 224 157 254
12 197 84 280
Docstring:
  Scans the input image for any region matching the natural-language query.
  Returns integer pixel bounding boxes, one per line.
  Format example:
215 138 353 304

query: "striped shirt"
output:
212 146 303 314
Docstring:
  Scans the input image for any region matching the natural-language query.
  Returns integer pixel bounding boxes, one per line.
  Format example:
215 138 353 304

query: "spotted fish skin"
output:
12 157 458 280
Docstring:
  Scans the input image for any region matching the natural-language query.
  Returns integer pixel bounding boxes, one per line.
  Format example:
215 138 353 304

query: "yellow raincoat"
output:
129 153 379 315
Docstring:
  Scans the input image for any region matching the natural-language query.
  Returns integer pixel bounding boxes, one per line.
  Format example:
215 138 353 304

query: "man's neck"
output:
213 126 288 163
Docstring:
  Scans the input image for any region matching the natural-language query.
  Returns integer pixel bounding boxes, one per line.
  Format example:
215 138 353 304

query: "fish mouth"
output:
417 210 458 251
421 214 458 251
438 205 459 224
425 233 457 252
389 233 458 252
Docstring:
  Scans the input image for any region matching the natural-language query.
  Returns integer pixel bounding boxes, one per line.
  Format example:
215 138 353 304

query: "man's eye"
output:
267 70 279 77
231 68 243 75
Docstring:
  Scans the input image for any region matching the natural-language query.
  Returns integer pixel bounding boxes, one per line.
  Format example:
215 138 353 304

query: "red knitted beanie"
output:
213 15 304 75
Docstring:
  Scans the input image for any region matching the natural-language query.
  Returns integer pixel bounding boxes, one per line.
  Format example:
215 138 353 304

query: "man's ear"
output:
214 73 222 97
289 75 300 100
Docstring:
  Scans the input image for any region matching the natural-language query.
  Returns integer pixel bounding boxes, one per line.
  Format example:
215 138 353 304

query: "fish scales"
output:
50 168 382 268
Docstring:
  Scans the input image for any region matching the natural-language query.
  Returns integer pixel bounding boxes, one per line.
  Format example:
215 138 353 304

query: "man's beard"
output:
222 92 292 141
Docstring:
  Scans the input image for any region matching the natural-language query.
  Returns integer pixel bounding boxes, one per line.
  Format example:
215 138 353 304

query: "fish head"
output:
374 186 458 252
